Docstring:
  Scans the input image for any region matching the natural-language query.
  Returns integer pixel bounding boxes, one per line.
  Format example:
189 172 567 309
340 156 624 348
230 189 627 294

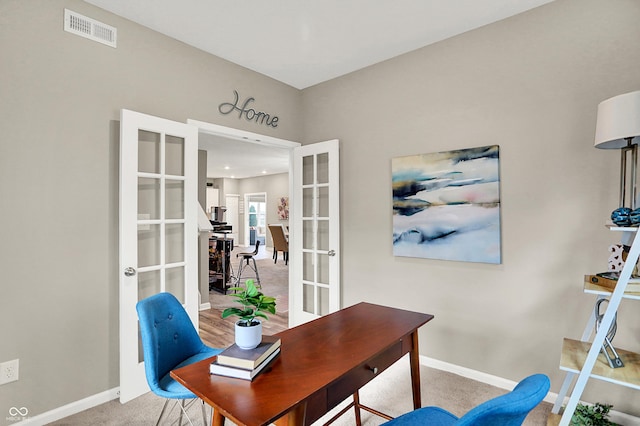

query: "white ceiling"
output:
83 0 554 177
199 132 291 179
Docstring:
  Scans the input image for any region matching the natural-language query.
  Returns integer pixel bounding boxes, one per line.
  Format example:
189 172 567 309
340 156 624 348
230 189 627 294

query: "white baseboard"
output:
200 302 211 311
421 355 640 425
421 356 521 394
15 388 120 426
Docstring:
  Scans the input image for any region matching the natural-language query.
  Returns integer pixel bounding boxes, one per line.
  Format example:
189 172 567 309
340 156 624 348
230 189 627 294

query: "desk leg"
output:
353 391 362 426
274 402 306 426
212 409 226 426
409 330 422 409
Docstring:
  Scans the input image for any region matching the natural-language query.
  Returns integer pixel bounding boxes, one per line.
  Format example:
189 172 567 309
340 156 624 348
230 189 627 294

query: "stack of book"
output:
210 335 281 381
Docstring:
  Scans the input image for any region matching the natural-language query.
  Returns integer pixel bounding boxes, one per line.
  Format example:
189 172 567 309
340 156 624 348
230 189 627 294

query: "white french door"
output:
290 140 341 326
119 110 199 403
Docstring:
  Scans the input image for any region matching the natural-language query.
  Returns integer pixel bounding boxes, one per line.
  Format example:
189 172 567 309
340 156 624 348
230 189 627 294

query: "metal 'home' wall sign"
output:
218 90 279 128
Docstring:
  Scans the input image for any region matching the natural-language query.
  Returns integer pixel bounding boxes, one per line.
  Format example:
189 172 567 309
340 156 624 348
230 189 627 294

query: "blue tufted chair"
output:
383 374 550 426
136 292 223 425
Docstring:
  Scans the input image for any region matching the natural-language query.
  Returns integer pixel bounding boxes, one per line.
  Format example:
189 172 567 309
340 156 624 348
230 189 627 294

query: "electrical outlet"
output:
0 359 19 385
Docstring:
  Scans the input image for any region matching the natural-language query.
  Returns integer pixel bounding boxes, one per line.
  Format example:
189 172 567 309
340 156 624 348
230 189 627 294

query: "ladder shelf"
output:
552 226 640 425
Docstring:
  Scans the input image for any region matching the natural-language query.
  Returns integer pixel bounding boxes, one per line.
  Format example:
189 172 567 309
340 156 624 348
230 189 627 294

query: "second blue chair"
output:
136 292 223 426
383 373 550 426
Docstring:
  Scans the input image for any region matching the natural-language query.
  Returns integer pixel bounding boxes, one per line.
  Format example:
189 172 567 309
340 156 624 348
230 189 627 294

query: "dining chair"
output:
235 240 261 287
268 224 289 265
136 292 223 425
382 373 550 426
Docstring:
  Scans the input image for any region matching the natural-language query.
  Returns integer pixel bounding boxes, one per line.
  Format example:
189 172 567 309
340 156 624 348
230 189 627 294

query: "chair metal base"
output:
236 256 261 287
155 397 208 426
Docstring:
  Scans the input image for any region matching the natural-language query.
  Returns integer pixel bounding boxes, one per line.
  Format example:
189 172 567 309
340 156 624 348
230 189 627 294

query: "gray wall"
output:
302 0 640 415
2 0 640 421
0 0 301 419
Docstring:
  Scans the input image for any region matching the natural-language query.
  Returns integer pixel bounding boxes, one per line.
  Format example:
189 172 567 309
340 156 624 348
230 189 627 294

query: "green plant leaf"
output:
221 308 244 319
220 278 277 323
571 403 617 426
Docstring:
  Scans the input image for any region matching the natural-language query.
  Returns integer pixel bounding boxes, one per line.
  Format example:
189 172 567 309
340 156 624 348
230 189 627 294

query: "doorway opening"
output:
191 119 298 342
245 192 267 247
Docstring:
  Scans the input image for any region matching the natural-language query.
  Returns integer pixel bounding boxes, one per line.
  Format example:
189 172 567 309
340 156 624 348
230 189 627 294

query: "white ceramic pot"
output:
235 319 262 350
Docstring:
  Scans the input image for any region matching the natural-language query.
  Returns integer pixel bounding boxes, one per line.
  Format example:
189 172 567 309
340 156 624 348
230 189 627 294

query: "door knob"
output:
124 267 136 277
328 250 336 257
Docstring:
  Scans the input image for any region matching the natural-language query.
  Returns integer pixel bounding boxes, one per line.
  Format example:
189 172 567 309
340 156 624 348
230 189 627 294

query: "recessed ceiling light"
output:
224 166 230 170
262 170 267 174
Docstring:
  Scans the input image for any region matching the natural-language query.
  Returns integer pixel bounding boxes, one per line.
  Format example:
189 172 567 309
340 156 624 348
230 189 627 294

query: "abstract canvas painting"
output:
392 145 501 264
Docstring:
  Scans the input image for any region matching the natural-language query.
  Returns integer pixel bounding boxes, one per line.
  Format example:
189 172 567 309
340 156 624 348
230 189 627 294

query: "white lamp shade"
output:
594 90 640 149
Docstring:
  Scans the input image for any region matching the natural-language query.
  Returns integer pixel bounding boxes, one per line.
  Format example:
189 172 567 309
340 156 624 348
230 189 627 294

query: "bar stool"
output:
235 240 261 287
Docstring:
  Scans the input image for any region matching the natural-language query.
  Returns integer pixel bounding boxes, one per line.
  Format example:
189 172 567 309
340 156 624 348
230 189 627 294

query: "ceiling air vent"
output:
64 9 117 48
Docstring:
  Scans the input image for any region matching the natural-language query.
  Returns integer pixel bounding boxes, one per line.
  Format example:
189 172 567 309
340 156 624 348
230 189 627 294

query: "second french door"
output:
290 139 341 326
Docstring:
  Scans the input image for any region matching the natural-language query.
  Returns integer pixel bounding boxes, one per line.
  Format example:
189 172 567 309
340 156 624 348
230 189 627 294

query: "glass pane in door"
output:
165 223 184 264
138 270 161 301
303 284 314 314
138 224 160 268
303 155 314 185
302 252 313 282
165 179 184 219
303 188 314 217
138 178 160 220
166 266 185 302
318 287 329 316
317 153 329 184
317 220 329 251
318 253 329 284
318 186 329 217
138 130 160 174
303 220 313 250
165 135 184 176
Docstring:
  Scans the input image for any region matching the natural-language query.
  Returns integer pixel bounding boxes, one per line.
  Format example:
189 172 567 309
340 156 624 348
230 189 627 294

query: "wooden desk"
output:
171 302 434 426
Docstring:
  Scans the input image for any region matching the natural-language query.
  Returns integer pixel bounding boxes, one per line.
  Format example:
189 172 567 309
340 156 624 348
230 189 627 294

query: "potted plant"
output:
571 402 619 426
222 279 276 349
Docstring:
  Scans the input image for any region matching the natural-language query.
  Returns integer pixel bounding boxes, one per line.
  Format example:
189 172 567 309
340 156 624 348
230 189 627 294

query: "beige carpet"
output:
49 357 551 425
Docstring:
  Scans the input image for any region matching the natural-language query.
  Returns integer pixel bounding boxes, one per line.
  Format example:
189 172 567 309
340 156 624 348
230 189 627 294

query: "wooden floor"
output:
200 244 290 349
199 304 289 349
